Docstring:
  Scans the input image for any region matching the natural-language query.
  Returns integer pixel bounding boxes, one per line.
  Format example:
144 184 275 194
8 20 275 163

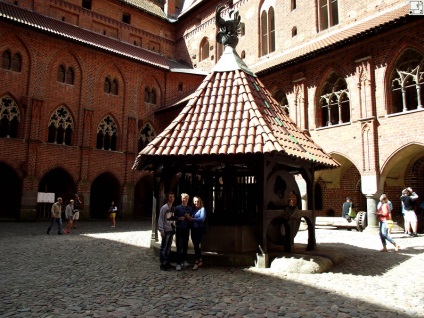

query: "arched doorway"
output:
315 154 364 216
133 175 153 219
90 173 120 219
38 168 75 219
0 163 21 220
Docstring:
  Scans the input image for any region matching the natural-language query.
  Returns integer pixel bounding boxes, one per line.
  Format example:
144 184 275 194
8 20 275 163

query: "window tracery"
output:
48 106 73 145
390 49 424 113
96 115 117 151
318 72 350 127
138 123 156 152
0 95 20 138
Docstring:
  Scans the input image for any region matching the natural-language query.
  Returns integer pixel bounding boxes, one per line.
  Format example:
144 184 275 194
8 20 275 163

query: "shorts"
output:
73 211 80 220
110 213 116 218
404 210 417 223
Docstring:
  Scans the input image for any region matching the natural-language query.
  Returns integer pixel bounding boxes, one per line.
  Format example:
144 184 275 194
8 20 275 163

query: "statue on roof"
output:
216 5 241 48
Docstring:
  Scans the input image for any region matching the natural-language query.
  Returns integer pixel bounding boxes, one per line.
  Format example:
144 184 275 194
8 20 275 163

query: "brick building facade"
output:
1 0 423 229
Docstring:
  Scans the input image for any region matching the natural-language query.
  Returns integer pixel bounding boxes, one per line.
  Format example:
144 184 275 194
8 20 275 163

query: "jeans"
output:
176 227 190 264
159 230 174 265
379 221 395 246
48 217 63 234
191 227 204 260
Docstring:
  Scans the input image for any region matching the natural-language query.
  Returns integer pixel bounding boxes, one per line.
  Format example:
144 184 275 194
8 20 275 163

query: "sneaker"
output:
183 261 190 268
176 264 181 271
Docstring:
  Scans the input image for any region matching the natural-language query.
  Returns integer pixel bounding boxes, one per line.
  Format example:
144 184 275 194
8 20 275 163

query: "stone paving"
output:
0 220 423 318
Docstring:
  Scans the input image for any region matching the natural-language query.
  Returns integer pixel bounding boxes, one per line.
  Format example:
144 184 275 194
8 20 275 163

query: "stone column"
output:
364 194 379 233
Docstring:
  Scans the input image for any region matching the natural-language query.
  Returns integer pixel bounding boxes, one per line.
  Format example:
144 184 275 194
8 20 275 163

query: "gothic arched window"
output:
200 38 209 61
47 106 73 145
318 0 339 31
96 115 117 151
144 87 151 102
318 72 350 127
260 5 275 56
390 49 424 113
11 53 21 72
151 88 157 105
57 65 66 83
138 123 156 152
66 67 74 85
2 50 11 70
111 79 119 95
104 77 111 93
0 95 20 138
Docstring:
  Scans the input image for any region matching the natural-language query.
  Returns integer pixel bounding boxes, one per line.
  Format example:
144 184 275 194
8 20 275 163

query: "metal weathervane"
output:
216 5 241 48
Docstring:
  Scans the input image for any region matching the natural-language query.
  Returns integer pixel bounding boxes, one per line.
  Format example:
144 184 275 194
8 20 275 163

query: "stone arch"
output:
97 62 126 97
315 152 363 213
0 162 21 220
133 174 154 219
139 73 163 109
37 167 76 219
379 144 424 222
47 48 83 87
90 172 121 219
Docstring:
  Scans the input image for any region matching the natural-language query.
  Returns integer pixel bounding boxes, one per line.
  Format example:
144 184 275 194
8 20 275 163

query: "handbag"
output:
386 220 394 229
348 203 357 218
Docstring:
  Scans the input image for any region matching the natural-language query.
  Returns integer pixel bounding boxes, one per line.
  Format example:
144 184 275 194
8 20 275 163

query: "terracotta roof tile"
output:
134 45 339 169
119 0 167 19
252 3 409 74
0 2 187 71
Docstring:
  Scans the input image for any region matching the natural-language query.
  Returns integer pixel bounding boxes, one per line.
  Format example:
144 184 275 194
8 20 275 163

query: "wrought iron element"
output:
216 5 241 48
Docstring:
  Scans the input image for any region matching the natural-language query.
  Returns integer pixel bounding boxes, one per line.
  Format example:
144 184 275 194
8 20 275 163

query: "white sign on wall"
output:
37 192 56 203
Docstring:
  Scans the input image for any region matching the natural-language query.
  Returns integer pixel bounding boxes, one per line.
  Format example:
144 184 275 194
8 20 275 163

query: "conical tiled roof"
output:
133 6 339 170
133 45 338 169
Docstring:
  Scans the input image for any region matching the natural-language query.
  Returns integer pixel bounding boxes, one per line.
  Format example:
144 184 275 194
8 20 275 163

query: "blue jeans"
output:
48 217 63 234
379 221 395 246
191 227 204 260
176 227 190 264
159 230 174 265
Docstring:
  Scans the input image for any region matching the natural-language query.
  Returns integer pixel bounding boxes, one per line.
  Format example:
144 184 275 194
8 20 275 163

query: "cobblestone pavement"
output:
0 220 423 318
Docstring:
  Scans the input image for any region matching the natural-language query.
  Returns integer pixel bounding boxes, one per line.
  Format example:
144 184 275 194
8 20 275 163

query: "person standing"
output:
186 196 206 270
64 199 74 234
73 193 81 229
47 197 63 235
174 193 192 271
401 187 419 237
158 192 176 271
376 194 400 252
377 193 393 233
109 201 117 228
342 197 355 222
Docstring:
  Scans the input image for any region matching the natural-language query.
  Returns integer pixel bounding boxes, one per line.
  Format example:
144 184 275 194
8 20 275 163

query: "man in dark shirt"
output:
342 197 355 222
401 187 419 237
174 193 192 270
